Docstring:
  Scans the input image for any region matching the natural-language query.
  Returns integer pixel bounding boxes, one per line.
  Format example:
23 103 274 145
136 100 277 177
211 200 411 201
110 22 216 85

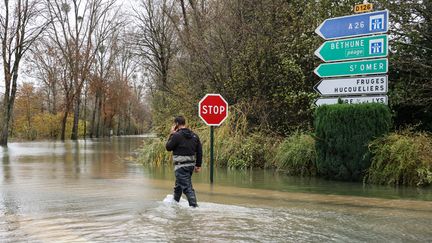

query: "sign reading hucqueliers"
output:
314 75 388 96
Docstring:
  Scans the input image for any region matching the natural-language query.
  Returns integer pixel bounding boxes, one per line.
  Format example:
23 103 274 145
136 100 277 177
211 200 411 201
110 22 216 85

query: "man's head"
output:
174 116 186 127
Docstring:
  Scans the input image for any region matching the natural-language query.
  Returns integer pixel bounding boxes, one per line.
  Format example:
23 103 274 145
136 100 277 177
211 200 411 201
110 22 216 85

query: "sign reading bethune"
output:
315 95 388 106
315 10 389 40
314 75 388 96
314 58 388 78
314 35 388 62
354 3 373 13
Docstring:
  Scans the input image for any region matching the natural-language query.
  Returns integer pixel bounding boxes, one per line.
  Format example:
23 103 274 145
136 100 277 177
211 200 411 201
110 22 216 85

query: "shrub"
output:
196 109 279 169
275 132 316 176
315 103 392 181
366 130 432 186
137 138 172 166
12 112 88 140
33 113 62 138
138 105 279 169
226 132 277 169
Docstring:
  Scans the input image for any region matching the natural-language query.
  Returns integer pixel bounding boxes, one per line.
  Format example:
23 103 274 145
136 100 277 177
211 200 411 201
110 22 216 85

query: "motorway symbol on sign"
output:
354 3 373 13
315 95 388 106
314 58 388 78
198 94 229 126
314 35 388 62
314 75 388 96
315 10 389 40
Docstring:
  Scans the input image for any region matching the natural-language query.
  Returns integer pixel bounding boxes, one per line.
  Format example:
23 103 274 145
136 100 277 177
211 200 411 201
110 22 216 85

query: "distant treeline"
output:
1 0 430 145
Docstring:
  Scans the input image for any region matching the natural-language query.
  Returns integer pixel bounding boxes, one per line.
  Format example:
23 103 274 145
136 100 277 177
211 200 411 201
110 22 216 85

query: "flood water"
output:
0 136 431 242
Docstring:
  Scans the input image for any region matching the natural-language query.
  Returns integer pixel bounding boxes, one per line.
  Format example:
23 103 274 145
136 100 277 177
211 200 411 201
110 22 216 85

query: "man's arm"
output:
165 133 179 151
195 136 203 167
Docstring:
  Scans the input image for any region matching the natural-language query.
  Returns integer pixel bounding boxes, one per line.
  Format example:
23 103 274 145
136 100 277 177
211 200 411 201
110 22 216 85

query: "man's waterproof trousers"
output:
173 166 198 207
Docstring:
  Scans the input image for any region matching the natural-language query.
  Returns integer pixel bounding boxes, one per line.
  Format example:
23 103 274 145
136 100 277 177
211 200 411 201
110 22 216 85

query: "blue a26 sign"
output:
315 10 389 40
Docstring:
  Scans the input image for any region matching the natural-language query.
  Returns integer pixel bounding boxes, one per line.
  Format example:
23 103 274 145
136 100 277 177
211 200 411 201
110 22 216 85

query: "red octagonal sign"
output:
198 94 228 126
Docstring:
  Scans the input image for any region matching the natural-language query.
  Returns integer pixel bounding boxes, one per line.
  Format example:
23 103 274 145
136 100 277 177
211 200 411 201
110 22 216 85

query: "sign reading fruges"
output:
314 75 388 96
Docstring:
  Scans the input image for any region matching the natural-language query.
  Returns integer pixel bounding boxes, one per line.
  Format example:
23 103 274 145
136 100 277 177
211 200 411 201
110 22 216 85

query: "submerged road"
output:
0 136 431 242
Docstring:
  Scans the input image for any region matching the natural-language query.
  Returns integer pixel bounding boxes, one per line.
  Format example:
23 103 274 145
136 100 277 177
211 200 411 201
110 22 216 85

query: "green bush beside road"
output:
275 132 317 176
314 103 392 181
366 130 432 187
138 138 171 167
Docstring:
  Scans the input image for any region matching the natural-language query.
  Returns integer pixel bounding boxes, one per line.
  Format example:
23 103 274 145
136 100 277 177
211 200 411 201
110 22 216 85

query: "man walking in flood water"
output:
166 116 202 207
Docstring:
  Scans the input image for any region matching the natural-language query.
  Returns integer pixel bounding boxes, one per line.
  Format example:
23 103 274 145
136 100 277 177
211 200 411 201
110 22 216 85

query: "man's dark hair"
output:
174 116 186 125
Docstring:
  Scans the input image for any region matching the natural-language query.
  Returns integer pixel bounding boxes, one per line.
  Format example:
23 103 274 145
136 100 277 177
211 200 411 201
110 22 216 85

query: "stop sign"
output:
198 94 228 126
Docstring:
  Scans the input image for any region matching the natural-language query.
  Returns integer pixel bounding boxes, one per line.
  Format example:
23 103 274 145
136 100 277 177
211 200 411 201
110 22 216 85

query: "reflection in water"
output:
1 147 11 183
0 136 431 242
144 165 432 201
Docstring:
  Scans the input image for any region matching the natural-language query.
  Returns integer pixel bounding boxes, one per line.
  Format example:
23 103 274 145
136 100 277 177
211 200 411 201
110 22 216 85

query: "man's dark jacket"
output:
165 128 202 167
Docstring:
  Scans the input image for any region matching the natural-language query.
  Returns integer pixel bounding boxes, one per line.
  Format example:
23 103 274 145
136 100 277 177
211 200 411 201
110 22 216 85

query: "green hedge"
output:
314 103 392 181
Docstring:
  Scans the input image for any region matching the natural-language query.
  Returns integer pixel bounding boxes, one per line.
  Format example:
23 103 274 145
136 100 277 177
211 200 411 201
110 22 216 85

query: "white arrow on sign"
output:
315 95 388 106
314 75 388 96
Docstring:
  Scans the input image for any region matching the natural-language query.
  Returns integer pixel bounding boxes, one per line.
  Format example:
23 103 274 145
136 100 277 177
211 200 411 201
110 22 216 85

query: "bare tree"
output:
0 0 47 146
26 39 63 115
89 24 121 138
114 31 140 136
133 0 177 93
46 0 118 140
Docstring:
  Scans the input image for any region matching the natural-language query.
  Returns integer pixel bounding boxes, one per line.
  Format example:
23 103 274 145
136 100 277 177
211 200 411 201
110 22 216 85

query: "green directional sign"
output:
315 35 388 62
314 58 388 78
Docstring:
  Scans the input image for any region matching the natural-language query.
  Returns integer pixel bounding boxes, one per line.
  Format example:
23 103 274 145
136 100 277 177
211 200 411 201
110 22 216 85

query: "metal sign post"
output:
210 126 214 183
198 94 228 184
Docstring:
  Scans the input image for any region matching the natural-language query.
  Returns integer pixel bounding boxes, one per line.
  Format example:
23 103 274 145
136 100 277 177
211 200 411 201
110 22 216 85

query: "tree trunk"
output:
52 83 57 115
95 94 103 137
60 110 68 141
47 89 52 114
128 104 131 134
71 96 81 140
0 75 18 146
117 115 121 136
0 106 10 146
90 92 100 138
83 87 87 139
